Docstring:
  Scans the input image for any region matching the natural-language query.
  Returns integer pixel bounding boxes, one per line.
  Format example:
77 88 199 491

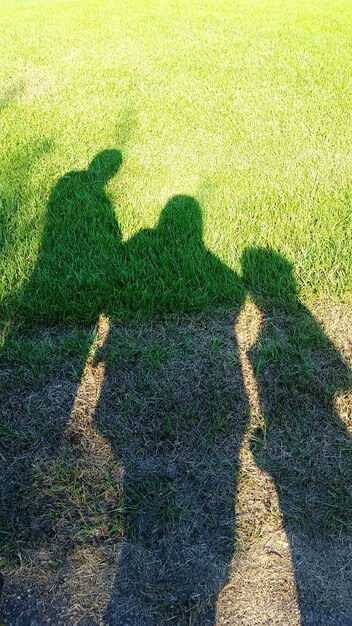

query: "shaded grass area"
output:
1 0 352 332
0 301 351 624
1 155 244 327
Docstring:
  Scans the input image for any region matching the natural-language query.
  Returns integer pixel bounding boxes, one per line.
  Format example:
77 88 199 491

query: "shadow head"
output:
88 149 122 184
158 195 203 245
241 247 298 310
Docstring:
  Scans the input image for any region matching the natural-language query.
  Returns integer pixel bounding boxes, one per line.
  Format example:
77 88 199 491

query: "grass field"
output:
1 0 352 331
0 1 351 625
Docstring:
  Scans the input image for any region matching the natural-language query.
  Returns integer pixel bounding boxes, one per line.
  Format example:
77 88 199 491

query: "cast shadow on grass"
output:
242 248 352 625
99 250 351 625
1 148 246 625
0 149 351 625
7 148 241 326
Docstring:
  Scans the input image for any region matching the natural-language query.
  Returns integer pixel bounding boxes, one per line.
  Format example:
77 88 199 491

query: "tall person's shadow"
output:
92 195 249 625
1 149 123 548
15 149 123 324
242 248 352 624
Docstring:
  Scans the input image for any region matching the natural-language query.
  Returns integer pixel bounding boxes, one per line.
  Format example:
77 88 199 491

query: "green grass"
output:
1 0 352 330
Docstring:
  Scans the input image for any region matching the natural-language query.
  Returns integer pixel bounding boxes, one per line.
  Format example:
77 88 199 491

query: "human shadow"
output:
93 195 248 625
242 248 352 625
0 149 123 549
3 150 351 625
13 149 123 325
117 194 243 314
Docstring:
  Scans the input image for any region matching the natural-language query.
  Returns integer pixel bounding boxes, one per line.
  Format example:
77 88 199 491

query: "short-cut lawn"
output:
0 2 351 625
1 0 352 330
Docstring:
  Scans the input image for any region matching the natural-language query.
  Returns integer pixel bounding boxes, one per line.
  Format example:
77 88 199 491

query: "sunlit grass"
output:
1 0 351 327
